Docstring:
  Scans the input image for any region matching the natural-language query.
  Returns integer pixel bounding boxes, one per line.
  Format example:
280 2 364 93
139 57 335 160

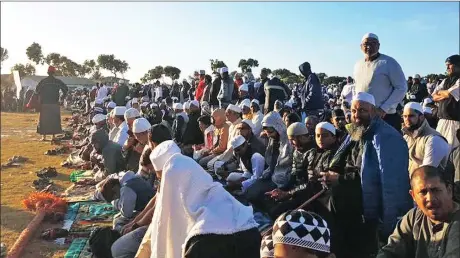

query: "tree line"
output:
0 45 448 86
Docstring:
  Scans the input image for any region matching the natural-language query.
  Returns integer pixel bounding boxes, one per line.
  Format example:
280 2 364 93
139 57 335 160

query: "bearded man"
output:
432 54 460 150
325 92 413 257
402 102 449 176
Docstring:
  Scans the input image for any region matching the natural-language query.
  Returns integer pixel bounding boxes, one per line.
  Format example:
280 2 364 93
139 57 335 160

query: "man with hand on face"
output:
432 54 460 150
377 166 460 258
353 33 407 131
402 102 449 176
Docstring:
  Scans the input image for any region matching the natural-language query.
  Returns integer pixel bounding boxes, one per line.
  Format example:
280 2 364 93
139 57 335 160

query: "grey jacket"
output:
217 77 234 104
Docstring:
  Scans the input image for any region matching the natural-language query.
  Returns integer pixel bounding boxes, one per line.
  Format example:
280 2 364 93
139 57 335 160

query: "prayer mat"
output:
64 238 87 258
62 184 96 203
70 170 94 183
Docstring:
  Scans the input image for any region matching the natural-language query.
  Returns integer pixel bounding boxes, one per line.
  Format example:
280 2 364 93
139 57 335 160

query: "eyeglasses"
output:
263 127 275 134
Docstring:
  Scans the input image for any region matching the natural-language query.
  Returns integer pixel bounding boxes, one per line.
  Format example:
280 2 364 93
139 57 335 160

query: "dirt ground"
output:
1 111 73 258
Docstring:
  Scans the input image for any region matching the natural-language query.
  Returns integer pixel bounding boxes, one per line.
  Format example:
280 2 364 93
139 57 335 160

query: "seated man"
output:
111 124 172 258
216 119 266 179
265 122 338 220
330 108 348 145
196 108 229 168
244 112 293 213
377 166 460 258
109 106 129 146
100 171 155 233
90 129 126 176
193 115 215 156
122 108 142 172
225 135 266 192
402 102 450 176
180 100 204 156
272 209 335 258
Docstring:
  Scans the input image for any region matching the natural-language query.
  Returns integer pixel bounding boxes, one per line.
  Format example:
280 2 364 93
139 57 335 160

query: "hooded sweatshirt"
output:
261 112 293 188
299 63 324 110
264 77 291 113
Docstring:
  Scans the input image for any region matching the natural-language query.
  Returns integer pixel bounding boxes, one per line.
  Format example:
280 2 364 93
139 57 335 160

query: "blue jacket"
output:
359 118 413 238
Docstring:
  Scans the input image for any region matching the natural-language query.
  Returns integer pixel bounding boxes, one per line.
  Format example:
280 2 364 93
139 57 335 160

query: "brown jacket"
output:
211 123 229 155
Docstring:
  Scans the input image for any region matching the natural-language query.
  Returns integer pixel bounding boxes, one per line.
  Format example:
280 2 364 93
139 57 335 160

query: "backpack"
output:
88 227 121 258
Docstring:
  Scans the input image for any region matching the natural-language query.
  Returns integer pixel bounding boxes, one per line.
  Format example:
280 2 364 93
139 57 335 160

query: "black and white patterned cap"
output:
272 209 330 253
260 234 274 257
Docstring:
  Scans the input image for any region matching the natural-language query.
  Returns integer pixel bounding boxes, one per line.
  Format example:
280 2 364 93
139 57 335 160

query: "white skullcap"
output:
91 114 106 124
140 102 149 107
150 103 158 109
92 86 97 90
404 102 424 114
113 106 127 116
287 122 309 136
125 96 131 100
220 67 229 73
414 74 421 79
132 118 151 133
226 104 242 113
239 84 249 92
353 92 375 106
241 119 255 131
327 89 333 94
94 98 104 105
124 108 140 120
240 99 251 108
173 103 183 110
423 107 432 114
423 98 433 106
251 99 260 106
141 96 149 102
131 98 138 104
150 140 181 171
107 101 116 109
184 102 190 109
316 122 336 135
230 135 246 149
190 100 200 108
361 33 379 43
118 79 124 84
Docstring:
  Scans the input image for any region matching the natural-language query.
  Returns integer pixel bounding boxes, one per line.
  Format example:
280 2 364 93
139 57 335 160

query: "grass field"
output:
1 111 73 258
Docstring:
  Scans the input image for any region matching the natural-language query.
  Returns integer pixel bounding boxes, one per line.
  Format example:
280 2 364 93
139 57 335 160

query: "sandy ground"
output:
1 111 74 258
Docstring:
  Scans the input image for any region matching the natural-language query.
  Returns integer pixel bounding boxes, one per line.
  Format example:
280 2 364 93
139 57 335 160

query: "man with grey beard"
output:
324 92 413 257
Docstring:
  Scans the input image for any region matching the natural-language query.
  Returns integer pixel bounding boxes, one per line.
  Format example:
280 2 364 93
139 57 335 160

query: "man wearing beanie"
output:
353 33 407 131
402 102 449 176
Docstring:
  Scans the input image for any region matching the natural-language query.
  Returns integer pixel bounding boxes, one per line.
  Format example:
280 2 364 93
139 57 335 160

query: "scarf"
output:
148 153 258 258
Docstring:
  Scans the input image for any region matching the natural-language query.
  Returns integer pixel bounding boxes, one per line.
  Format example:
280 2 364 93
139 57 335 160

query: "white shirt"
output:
241 153 266 191
112 121 129 147
96 85 108 100
421 135 450 168
341 83 355 104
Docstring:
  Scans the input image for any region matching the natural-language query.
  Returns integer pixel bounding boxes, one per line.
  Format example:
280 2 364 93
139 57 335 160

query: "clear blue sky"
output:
1 1 458 83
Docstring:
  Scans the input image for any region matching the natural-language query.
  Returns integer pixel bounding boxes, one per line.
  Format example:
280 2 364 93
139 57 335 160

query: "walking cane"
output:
261 187 327 237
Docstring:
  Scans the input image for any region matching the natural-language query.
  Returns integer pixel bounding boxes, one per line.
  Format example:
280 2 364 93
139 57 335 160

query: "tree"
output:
11 63 36 78
163 66 181 81
1 47 8 64
272 68 295 79
317 73 327 83
323 76 346 85
114 59 129 78
261 67 272 75
91 70 103 81
97 54 129 78
209 59 227 72
238 58 259 73
26 42 44 65
141 66 164 84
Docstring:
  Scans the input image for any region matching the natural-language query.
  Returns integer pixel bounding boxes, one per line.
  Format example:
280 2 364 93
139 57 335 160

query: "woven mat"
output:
62 184 96 203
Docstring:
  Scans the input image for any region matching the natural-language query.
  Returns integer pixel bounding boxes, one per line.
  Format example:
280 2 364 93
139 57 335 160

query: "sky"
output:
1 1 459 83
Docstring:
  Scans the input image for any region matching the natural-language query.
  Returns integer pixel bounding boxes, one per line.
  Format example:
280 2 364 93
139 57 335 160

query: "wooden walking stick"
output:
7 192 67 258
261 187 327 237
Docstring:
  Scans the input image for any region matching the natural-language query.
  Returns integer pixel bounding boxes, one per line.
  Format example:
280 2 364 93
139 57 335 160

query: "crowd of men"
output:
29 32 459 258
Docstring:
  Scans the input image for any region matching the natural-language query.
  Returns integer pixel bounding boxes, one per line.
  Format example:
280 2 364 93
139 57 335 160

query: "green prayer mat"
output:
69 170 93 182
64 238 88 258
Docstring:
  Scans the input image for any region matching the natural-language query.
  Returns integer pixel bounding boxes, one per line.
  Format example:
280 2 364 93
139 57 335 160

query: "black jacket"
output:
181 112 204 145
264 77 291 113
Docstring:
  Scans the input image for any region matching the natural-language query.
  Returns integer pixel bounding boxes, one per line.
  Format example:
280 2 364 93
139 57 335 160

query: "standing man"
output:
195 70 206 101
255 68 269 112
298 62 324 117
217 67 234 109
35 66 68 141
353 33 407 131
96 82 108 101
112 80 130 106
340 76 356 106
432 54 460 150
